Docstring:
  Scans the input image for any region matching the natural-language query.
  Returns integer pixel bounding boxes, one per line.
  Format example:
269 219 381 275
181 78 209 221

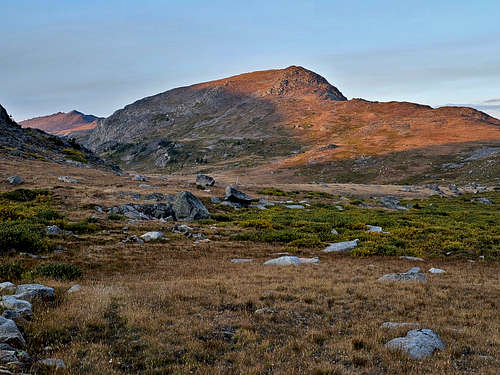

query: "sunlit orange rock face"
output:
20 110 102 136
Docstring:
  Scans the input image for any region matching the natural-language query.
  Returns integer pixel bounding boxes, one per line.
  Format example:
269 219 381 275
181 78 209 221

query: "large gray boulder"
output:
385 329 445 359
172 191 210 221
225 186 252 206
0 296 32 313
109 203 174 220
0 317 25 348
196 174 215 187
14 284 55 302
140 231 164 242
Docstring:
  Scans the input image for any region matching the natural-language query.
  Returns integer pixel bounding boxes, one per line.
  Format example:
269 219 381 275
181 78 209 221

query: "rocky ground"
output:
0 158 498 374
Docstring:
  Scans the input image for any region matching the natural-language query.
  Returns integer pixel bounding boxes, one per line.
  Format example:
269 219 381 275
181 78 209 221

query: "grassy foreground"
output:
0 162 498 374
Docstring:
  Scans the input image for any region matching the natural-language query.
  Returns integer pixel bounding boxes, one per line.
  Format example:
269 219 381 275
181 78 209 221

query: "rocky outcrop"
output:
386 329 445 359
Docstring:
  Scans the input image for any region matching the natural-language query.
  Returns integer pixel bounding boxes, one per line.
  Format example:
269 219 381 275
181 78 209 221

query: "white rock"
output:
386 329 445 359
366 225 382 232
298 257 320 264
407 267 421 274
321 239 359 253
330 229 338 235
284 205 304 209
0 283 16 295
335 205 344 211
140 231 164 242
428 268 445 274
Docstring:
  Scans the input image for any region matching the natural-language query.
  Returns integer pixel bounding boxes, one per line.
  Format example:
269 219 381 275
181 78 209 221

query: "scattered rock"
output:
321 239 359 253
400 256 424 261
132 174 147 181
428 268 445 274
172 191 210 221
210 197 221 204
58 176 78 183
225 186 252 207
448 184 461 195
335 205 344 211
378 267 427 283
0 284 16 295
254 308 277 314
140 231 164 242
330 229 338 235
139 184 159 189
109 203 174 221
379 196 408 210
120 235 144 244
196 174 215 187
380 322 420 330
385 329 445 359
67 285 82 294
45 225 63 236
14 284 55 302
172 224 193 234
6 176 23 186
0 317 25 348
231 258 253 263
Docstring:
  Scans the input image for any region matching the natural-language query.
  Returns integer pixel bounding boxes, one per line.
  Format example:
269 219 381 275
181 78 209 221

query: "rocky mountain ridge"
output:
20 110 102 136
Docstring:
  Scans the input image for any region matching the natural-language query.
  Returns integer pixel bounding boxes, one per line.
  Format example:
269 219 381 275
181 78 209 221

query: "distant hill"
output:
0 104 105 166
20 110 102 136
85 66 500 183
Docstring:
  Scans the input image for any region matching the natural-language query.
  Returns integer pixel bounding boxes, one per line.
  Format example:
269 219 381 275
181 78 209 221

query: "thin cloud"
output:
484 98 500 103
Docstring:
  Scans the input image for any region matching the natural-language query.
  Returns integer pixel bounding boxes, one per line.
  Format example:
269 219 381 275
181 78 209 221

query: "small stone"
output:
321 239 359 253
385 329 445 359
335 205 344 211
428 268 445 274
254 308 277 314
6 176 23 186
284 204 304 209
67 285 82 294
366 225 382 233
330 229 338 235
132 174 147 181
407 267 420 274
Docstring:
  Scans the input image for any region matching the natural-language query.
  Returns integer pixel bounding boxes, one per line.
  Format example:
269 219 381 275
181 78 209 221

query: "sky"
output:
1 0 499 121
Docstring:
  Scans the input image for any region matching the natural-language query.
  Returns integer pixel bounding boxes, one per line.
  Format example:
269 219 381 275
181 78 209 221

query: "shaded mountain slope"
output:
0 104 105 166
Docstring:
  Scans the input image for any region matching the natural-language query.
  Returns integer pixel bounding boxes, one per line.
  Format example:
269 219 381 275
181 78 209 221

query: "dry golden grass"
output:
1 159 499 374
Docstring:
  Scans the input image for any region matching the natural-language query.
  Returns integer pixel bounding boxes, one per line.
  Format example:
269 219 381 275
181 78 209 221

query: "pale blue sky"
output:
1 0 499 120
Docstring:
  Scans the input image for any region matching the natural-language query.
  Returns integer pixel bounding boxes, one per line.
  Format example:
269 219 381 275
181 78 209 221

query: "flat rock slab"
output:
322 239 359 253
231 258 253 263
400 256 424 261
284 205 304 209
263 256 319 266
0 317 25 348
386 329 445 359
366 225 382 232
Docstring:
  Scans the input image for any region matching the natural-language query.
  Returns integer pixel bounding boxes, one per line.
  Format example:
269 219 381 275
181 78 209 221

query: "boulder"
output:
321 239 359 253
172 191 210 221
0 317 25 348
378 267 427 283
379 196 408 210
14 284 55 302
46 225 63 236
109 203 174 220
132 174 147 181
196 174 215 187
140 231 164 242
1 309 33 321
0 283 16 295
6 176 23 186
0 296 32 313
385 329 445 359
225 186 252 206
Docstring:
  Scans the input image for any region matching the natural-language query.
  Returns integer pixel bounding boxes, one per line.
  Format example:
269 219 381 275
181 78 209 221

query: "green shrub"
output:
0 263 25 281
62 148 87 163
0 189 50 202
107 213 124 221
257 188 294 197
238 219 273 230
211 213 233 222
286 237 325 248
32 263 82 280
63 219 99 234
0 221 48 254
